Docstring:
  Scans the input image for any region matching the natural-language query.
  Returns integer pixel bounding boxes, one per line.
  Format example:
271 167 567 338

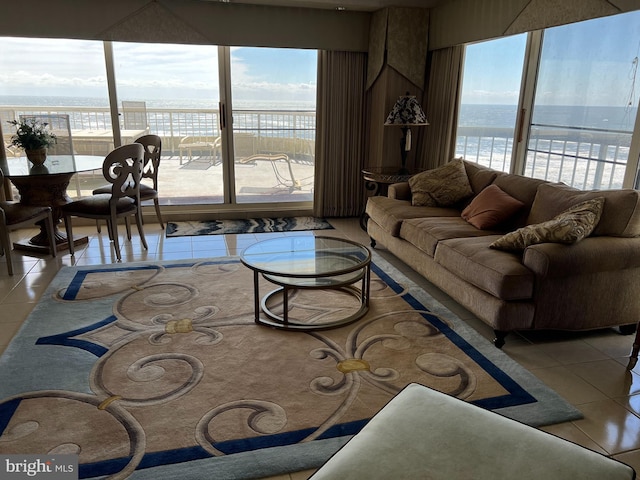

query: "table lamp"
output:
384 92 428 174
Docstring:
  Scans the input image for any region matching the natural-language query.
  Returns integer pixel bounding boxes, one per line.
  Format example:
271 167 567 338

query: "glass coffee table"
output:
240 236 371 331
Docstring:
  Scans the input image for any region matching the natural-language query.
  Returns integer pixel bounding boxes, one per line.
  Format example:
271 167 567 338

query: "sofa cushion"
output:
463 161 499 195
435 236 535 300
491 197 605 252
461 185 525 230
527 183 640 237
408 158 473 207
365 196 459 237
492 173 550 230
400 217 499 257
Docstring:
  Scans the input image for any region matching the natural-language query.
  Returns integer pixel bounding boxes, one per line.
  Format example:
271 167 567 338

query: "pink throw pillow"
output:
461 184 525 230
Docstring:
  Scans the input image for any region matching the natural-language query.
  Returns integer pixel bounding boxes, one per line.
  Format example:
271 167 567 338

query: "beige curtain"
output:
314 51 367 217
416 45 464 170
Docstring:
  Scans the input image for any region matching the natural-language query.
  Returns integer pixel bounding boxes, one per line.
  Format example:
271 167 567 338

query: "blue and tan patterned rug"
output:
166 216 333 237
0 252 581 479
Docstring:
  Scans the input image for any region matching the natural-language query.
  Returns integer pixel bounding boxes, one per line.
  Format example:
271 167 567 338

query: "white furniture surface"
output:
311 383 636 480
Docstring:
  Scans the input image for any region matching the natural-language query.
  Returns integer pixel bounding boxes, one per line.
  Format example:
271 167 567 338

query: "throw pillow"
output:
490 197 605 252
408 158 473 207
461 185 525 230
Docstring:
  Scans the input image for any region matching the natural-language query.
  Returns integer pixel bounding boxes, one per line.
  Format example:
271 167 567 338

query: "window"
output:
456 10 640 190
456 34 527 172
0 37 109 199
525 13 640 189
0 38 317 208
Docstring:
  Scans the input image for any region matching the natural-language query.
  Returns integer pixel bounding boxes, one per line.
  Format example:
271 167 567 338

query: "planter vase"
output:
26 148 47 166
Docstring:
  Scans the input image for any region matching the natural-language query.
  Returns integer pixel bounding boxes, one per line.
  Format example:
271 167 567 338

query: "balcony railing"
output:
456 125 632 190
1 105 317 204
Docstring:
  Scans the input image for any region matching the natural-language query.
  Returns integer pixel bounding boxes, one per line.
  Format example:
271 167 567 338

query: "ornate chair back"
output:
136 134 162 190
102 143 144 212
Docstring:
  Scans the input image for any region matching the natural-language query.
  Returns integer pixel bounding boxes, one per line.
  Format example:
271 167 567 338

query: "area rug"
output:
166 217 334 237
0 252 581 480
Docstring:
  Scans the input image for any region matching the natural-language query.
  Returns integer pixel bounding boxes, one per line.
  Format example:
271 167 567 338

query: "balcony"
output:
1 105 316 206
456 124 633 190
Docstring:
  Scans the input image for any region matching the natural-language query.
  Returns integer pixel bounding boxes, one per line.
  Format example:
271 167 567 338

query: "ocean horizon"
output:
1 95 637 132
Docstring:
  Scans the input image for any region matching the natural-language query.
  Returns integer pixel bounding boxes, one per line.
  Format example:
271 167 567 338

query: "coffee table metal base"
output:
250 267 370 331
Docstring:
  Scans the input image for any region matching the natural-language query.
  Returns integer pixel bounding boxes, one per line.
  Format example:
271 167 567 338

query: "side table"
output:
360 167 418 230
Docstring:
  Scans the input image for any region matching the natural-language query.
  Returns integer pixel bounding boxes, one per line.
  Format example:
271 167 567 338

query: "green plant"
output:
8 118 57 150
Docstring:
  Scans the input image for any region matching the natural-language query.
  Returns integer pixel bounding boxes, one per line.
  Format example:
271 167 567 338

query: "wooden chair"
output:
0 168 57 275
62 144 148 262
93 134 164 229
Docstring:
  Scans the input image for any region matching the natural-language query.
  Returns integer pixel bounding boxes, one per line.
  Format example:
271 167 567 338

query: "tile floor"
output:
2 216 640 478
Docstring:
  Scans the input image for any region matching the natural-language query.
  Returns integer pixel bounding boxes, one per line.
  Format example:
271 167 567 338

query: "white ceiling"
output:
215 0 450 11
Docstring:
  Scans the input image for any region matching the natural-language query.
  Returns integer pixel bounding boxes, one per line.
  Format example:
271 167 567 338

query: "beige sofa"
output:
365 160 640 347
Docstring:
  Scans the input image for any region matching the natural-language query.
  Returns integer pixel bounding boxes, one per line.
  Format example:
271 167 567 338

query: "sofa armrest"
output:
388 182 411 200
523 236 640 278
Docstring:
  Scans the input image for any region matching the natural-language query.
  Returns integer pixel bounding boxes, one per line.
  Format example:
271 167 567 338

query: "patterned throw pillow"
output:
461 184 525 230
490 197 605 252
408 158 473 207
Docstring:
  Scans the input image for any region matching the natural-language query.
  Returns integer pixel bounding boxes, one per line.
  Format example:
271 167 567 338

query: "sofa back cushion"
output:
528 183 640 237
489 173 550 229
463 161 499 195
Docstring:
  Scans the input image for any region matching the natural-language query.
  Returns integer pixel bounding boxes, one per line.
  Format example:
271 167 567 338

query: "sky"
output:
460 9 640 108
0 38 318 108
1 9 639 109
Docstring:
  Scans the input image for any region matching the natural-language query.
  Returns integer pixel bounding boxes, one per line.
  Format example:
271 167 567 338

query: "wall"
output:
429 0 640 50
0 0 370 52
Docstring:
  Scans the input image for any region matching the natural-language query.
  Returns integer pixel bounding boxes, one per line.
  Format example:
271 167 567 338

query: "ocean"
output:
2 97 637 189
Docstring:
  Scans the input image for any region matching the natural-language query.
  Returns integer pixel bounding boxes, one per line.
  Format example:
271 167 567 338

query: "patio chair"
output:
62 143 148 262
93 134 164 230
122 101 150 133
0 168 57 275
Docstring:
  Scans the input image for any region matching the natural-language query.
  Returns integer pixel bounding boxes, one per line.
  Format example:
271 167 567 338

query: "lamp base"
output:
397 166 410 175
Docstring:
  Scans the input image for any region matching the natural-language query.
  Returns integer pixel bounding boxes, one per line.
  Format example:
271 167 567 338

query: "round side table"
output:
362 167 417 197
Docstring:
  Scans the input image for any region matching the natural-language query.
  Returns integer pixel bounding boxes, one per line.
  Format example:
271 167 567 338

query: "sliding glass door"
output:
229 47 316 204
111 42 222 204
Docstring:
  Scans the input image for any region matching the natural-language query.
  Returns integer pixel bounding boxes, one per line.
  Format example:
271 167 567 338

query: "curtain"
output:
416 45 464 170
314 51 367 217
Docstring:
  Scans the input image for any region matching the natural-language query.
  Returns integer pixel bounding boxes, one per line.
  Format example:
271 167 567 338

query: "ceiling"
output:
215 0 452 11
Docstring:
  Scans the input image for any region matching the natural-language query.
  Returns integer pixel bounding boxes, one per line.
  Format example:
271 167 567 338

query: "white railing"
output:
456 125 633 190
1 105 316 160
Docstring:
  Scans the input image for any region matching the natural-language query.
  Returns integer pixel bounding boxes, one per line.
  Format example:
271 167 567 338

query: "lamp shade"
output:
384 93 429 126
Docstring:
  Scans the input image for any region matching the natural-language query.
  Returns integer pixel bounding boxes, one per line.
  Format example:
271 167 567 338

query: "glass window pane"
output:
112 42 221 205
526 11 640 189
230 47 316 204
456 34 527 172
0 37 109 199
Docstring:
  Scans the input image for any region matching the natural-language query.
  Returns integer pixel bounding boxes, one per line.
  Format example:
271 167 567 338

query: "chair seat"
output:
0 201 52 225
62 194 136 216
93 183 158 201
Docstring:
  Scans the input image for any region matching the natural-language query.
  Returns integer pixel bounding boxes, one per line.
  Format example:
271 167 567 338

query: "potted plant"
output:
8 118 57 166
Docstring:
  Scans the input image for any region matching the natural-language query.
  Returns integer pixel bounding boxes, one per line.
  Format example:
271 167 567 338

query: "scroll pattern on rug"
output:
0 259 543 479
